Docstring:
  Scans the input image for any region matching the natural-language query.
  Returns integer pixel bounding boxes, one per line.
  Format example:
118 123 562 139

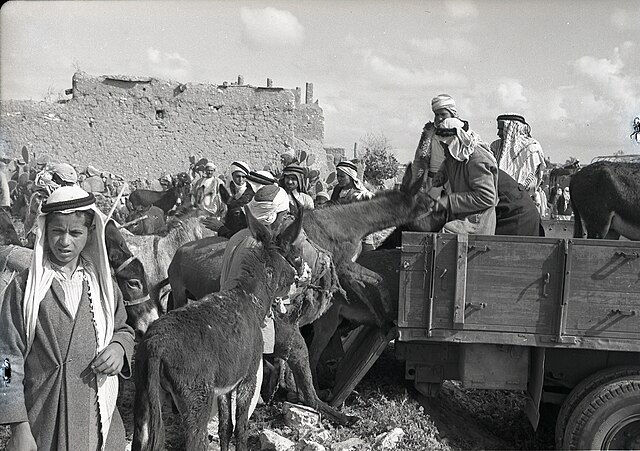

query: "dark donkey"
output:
128 180 190 214
132 209 306 451
570 161 640 240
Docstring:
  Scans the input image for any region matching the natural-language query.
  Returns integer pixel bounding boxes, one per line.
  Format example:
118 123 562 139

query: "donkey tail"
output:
132 340 165 451
571 198 584 238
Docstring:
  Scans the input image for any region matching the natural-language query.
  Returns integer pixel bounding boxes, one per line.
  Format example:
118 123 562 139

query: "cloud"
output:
240 7 304 47
611 7 640 31
445 0 479 19
495 78 528 110
409 37 476 58
366 54 468 88
146 47 191 81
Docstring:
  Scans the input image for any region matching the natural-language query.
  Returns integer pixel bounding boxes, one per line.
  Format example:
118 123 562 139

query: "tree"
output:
360 132 399 189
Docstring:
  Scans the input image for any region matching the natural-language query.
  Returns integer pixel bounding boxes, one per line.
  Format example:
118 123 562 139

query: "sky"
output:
1 0 639 166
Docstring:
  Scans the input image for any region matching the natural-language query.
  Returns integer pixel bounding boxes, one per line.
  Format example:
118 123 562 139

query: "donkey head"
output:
246 206 306 305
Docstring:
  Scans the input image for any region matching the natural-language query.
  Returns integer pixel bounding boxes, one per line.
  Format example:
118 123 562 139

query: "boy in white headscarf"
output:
280 164 314 216
431 118 499 235
0 185 134 450
330 160 373 203
191 162 226 219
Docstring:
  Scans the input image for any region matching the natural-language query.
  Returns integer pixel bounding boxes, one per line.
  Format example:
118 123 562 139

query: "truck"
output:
329 232 640 450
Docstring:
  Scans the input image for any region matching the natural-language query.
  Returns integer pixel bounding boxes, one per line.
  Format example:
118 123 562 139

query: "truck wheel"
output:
562 376 640 450
555 366 640 448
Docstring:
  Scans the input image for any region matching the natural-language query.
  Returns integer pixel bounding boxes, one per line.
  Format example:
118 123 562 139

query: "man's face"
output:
497 120 506 139
433 108 454 127
204 168 215 178
283 175 299 193
232 171 246 185
336 171 351 188
46 213 90 268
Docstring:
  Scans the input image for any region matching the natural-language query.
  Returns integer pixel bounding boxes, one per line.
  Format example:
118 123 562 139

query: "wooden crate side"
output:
565 241 640 338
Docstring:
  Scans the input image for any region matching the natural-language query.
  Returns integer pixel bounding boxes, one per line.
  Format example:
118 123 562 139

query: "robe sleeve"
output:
108 280 135 379
0 273 28 424
448 152 498 215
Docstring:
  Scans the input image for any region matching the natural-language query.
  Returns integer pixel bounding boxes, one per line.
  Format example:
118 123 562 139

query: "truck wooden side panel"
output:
398 232 640 352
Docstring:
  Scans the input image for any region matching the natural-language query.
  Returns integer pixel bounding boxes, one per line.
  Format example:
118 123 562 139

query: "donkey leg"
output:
181 387 214 451
233 375 258 451
218 393 233 451
279 324 357 426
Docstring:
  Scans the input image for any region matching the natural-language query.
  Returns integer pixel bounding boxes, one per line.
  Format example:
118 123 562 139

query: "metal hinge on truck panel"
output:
453 234 469 329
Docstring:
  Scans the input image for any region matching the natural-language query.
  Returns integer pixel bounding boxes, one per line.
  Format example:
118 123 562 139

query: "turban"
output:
436 118 476 162
230 161 250 176
282 164 307 193
49 162 78 184
247 170 278 193
315 191 330 201
204 162 216 171
246 185 290 225
431 94 458 117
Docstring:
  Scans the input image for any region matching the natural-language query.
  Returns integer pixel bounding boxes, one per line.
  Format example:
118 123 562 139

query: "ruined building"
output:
0 71 332 181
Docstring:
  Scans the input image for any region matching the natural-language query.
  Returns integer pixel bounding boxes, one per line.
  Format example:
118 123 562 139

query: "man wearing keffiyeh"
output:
490 114 546 192
0 185 134 450
431 118 499 235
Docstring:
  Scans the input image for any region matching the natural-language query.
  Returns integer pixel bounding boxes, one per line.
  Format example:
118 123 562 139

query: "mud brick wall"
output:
0 72 330 182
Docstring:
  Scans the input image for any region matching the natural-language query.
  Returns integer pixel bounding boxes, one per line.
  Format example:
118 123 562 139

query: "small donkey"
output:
132 209 305 451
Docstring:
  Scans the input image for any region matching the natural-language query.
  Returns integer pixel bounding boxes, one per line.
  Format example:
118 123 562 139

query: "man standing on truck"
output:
430 118 499 235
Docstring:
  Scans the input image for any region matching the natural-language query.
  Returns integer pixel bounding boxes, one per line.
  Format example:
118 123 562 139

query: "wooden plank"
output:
329 326 397 407
453 234 468 328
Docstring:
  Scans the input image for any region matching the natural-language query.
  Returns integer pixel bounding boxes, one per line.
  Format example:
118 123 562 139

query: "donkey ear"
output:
246 207 272 244
400 163 424 197
277 208 303 250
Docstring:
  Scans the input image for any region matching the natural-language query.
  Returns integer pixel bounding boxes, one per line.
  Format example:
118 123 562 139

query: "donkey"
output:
132 209 306 451
128 181 190 214
570 161 640 240
166 164 430 419
122 215 210 311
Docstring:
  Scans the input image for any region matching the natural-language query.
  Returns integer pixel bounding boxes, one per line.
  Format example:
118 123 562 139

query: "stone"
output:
295 438 326 451
330 437 367 451
373 428 405 450
283 401 322 431
259 429 295 451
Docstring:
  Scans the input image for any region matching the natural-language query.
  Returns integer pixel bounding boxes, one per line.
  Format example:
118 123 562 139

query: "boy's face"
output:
46 213 89 267
336 171 351 187
283 174 299 193
232 171 246 185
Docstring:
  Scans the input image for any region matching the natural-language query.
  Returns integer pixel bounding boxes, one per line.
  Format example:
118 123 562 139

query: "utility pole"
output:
353 142 357 159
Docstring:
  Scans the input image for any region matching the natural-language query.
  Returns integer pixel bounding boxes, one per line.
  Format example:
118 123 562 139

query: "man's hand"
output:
91 343 125 376
433 194 449 214
8 421 37 451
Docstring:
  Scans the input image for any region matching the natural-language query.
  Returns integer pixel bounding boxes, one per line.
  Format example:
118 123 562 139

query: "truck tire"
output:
555 366 640 449
562 376 640 450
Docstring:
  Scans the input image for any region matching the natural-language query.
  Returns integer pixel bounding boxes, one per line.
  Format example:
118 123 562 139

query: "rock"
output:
295 438 326 451
374 427 405 450
259 429 295 451
330 437 367 451
283 402 322 431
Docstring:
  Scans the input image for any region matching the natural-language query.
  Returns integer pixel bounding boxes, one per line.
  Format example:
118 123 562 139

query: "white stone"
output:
259 429 295 451
373 427 405 450
283 401 322 431
330 437 367 451
295 438 326 451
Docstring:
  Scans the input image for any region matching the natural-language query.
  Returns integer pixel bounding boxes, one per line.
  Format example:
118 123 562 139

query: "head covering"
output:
204 162 216 171
336 160 365 190
315 191 330 201
436 117 480 162
247 170 278 193
23 185 118 438
493 114 545 190
246 185 290 225
431 94 458 117
281 148 296 159
50 162 78 184
281 164 307 194
230 161 251 177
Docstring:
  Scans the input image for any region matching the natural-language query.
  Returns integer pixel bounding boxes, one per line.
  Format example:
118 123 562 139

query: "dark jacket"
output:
495 170 544 236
